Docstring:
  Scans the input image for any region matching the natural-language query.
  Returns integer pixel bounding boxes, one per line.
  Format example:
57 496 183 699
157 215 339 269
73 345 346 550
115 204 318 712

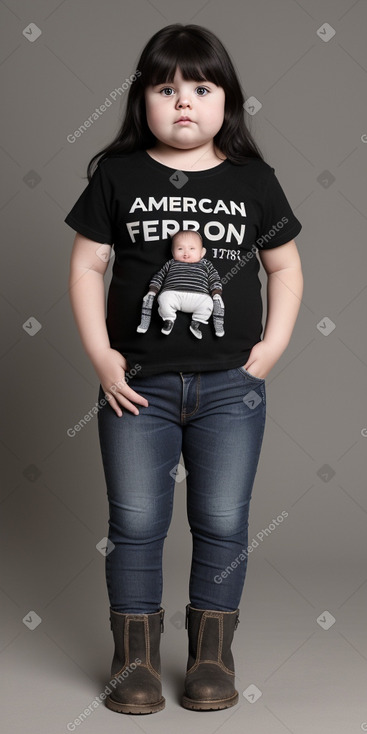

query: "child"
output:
65 23 303 716
137 229 225 338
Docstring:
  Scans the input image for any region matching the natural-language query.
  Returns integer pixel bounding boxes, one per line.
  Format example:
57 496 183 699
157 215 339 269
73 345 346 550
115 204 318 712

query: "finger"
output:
104 393 123 417
119 385 149 407
105 382 149 411
116 392 148 412
115 394 141 415
107 391 142 416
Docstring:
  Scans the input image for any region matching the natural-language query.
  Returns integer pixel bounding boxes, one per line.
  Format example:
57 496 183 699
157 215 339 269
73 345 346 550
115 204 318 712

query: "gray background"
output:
1 0 367 732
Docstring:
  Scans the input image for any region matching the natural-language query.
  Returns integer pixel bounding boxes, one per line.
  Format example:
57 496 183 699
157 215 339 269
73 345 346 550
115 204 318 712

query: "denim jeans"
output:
97 367 266 613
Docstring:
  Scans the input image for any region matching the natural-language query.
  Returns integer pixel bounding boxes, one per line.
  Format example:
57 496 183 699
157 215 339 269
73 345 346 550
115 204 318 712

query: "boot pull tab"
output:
185 603 190 630
160 608 165 633
234 612 240 630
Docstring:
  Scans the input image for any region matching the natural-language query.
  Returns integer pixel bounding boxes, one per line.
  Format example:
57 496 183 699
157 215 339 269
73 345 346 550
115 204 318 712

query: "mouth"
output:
175 117 193 124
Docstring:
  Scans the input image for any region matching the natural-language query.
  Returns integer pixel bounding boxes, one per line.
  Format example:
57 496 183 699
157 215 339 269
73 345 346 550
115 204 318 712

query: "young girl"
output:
65 23 303 716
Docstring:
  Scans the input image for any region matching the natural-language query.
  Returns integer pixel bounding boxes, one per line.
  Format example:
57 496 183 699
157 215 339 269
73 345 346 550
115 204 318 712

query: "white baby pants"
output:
157 290 213 324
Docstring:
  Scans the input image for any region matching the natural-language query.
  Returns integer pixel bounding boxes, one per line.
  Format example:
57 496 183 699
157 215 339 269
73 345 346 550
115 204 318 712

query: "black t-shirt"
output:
64 150 302 377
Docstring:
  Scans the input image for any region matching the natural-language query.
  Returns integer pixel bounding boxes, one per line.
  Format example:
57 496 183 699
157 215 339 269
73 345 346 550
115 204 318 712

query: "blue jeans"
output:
97 367 266 613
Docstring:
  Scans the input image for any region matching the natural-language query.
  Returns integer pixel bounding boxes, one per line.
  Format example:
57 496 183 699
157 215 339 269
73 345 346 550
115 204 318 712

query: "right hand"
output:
92 347 149 417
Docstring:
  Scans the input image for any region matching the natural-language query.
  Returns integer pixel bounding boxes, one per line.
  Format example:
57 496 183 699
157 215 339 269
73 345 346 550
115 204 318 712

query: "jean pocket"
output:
236 365 265 383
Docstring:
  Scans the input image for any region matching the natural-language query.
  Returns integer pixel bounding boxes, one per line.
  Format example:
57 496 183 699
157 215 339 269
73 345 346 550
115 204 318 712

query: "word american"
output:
127 196 247 244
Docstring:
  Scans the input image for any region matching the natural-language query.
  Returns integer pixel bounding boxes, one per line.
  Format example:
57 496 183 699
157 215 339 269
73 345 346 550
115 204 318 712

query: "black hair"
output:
87 24 264 180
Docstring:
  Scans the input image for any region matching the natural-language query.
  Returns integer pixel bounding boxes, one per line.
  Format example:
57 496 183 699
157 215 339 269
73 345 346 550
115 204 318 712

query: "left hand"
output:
243 339 286 380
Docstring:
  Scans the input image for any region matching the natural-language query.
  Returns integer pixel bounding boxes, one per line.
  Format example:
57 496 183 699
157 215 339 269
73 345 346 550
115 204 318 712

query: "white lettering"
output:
226 223 246 244
129 198 147 213
128 196 247 215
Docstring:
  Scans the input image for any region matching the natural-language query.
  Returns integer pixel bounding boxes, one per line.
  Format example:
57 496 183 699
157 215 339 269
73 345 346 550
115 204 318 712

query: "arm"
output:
68 233 149 415
205 260 222 296
148 259 171 294
245 239 304 376
259 239 304 352
68 234 112 362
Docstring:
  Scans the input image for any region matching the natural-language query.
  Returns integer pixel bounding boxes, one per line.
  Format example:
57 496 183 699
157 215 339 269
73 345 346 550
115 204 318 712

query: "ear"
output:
202 247 206 257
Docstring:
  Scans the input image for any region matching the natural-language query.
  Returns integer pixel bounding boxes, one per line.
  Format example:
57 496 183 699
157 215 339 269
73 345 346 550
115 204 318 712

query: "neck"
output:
147 143 226 171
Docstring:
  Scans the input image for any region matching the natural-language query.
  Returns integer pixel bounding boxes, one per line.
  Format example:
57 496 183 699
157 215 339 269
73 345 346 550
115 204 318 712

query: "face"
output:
172 235 206 263
144 66 225 151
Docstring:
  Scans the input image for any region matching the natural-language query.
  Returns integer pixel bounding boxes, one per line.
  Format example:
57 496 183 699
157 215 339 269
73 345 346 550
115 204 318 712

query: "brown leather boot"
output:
181 604 240 711
106 607 165 714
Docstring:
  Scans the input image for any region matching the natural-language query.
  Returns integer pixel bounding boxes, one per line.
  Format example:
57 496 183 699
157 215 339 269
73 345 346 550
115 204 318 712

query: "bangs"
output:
141 36 226 88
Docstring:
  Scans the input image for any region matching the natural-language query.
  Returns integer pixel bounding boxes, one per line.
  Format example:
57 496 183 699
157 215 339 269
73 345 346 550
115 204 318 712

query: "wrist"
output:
262 336 289 356
87 344 111 365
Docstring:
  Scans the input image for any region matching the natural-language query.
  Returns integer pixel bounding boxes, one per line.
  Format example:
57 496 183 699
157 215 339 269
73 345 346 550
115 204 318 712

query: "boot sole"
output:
181 690 238 711
106 694 165 714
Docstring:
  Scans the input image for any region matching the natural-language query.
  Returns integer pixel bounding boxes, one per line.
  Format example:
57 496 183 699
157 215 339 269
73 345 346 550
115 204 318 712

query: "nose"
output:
176 92 192 109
